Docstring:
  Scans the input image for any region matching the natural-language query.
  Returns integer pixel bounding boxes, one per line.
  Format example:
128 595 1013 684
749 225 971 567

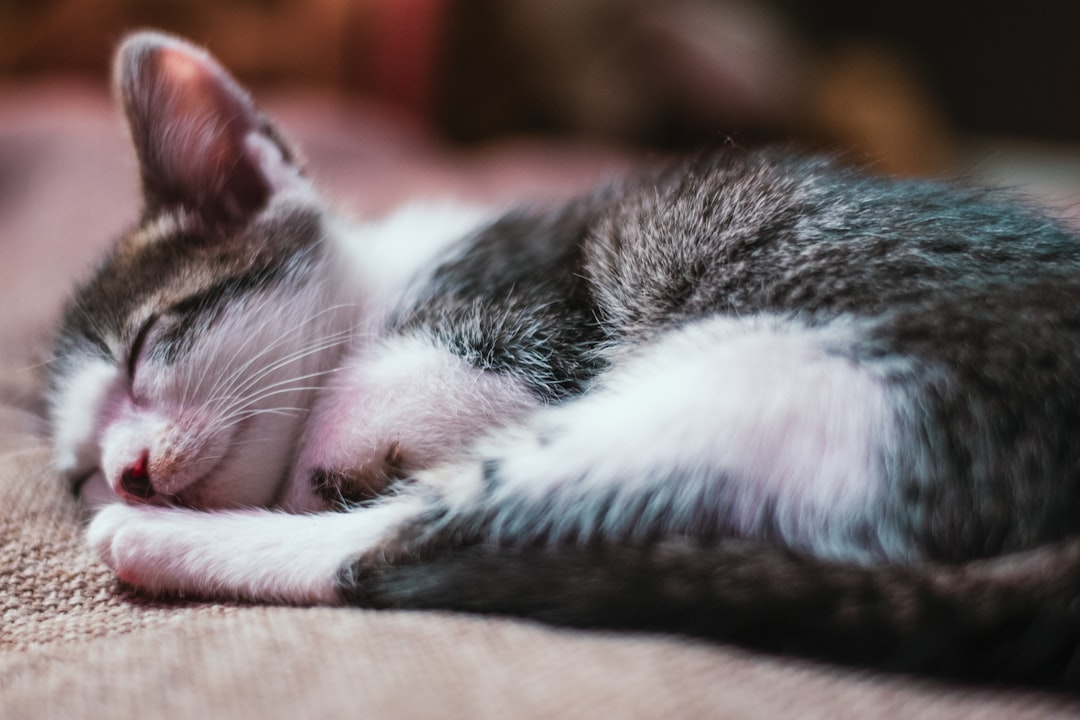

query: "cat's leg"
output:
87 495 433 603
342 314 904 583
278 333 539 512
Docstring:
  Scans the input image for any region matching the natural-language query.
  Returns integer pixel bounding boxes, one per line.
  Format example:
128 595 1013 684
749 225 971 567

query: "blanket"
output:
2 81 1078 719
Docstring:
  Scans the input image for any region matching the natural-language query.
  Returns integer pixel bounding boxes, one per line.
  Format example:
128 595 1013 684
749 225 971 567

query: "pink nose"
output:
118 450 154 502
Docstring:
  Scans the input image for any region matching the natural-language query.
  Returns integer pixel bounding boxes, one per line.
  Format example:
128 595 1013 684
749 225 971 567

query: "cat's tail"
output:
341 537 1080 690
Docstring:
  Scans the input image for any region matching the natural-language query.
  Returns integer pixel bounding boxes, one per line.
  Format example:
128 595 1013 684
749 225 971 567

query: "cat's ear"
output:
114 31 305 225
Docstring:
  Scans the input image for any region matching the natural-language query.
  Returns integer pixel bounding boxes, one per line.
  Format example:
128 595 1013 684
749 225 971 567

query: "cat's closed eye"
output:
126 313 158 379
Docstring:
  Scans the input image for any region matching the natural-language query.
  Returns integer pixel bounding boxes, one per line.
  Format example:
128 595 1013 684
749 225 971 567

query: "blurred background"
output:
2 0 1079 177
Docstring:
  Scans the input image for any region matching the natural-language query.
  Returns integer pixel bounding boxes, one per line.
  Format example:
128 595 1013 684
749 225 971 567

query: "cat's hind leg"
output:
351 315 903 570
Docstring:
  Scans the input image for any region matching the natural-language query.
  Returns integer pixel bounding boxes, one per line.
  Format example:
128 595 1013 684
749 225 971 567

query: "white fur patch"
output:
50 358 121 481
88 497 427 603
482 316 896 558
331 202 493 325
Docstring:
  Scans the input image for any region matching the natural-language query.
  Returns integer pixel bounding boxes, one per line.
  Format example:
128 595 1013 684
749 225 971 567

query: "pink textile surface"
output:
2 81 1079 719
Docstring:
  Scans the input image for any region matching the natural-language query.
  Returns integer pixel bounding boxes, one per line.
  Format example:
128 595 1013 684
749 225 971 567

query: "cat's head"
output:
48 32 349 509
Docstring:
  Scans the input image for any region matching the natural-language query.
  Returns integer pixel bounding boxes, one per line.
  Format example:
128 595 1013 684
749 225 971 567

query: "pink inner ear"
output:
121 33 282 223
158 46 203 85
156 44 249 135
158 46 270 219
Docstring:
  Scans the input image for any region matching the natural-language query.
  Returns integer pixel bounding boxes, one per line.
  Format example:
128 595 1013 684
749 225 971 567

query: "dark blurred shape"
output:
778 0 1080 144
432 0 953 174
0 0 1075 175
434 0 805 147
0 0 356 86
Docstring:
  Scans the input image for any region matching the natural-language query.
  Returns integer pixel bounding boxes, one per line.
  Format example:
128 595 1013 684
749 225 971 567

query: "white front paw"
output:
84 503 363 604
86 502 137 570
86 503 183 594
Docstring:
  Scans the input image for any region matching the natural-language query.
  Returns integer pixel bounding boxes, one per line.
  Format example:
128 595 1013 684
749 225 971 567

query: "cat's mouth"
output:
148 413 260 509
167 467 220 509
111 450 228 509
167 447 244 509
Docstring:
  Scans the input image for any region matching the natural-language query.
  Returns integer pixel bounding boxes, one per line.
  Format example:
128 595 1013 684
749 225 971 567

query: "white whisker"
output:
202 302 361 404
204 325 356 418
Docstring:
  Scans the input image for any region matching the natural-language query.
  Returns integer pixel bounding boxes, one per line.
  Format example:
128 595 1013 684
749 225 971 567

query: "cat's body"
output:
48 32 1080 688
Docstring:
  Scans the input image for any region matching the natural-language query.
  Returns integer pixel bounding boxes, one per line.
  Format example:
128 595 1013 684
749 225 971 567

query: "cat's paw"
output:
87 502 213 595
85 502 390 603
280 439 411 512
309 442 408 506
86 501 130 569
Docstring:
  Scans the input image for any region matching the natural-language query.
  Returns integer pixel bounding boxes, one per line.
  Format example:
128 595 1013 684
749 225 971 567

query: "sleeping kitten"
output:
50 31 1080 688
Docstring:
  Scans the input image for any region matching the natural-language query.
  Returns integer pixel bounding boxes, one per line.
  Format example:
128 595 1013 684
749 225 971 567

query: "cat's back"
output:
396 148 1080 411
583 149 1080 337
